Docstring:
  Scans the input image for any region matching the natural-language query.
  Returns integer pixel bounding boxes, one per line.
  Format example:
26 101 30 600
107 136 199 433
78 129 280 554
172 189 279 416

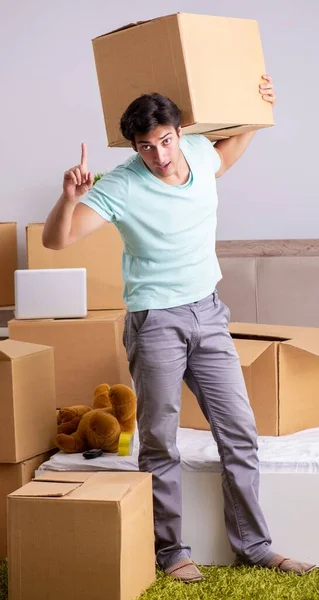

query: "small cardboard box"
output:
92 12 274 147
27 223 125 310
180 323 319 436
9 311 131 408
8 471 155 600
0 339 57 462
0 452 53 559
0 222 18 306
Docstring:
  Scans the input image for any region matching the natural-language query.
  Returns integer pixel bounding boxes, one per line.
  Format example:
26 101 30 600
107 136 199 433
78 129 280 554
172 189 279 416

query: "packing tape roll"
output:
118 432 134 456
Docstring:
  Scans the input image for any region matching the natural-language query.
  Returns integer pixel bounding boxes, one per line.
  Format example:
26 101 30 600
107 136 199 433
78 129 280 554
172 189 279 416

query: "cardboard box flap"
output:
71 482 132 502
233 338 273 366
8 310 124 326
81 471 151 489
229 322 312 340
8 318 55 324
0 338 52 360
231 332 288 342
283 336 319 358
230 322 293 341
85 311 124 322
95 12 257 40
34 472 132 501
93 13 172 39
34 472 94 484
9 481 82 497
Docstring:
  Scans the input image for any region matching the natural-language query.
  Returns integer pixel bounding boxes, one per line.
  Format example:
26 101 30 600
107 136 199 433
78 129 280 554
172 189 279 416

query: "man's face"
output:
133 125 182 179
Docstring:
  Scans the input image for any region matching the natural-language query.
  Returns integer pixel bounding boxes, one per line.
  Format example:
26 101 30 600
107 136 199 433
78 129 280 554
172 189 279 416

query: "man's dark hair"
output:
120 93 181 143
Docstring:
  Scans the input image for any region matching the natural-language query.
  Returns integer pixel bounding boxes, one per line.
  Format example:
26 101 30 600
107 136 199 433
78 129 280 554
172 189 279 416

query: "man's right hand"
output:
63 143 94 201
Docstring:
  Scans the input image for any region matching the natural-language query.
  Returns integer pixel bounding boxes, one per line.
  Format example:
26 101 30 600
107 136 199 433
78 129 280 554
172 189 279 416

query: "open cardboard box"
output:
8 471 155 600
92 12 274 147
180 323 319 436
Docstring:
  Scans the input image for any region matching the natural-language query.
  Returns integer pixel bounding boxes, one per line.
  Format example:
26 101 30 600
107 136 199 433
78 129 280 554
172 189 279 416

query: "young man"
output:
43 76 316 582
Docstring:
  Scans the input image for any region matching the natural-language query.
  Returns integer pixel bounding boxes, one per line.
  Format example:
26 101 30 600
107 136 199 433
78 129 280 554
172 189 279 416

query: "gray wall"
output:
1 0 318 265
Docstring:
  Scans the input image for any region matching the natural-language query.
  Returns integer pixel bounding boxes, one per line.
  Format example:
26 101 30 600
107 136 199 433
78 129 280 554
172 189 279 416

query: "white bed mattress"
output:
38 426 319 474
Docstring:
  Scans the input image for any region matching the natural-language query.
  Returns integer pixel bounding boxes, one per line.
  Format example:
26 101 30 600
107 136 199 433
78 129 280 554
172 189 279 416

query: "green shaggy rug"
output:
1 560 318 600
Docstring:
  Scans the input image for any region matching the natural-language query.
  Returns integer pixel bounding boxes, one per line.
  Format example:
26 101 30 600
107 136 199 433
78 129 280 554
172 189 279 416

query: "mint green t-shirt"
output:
80 134 222 312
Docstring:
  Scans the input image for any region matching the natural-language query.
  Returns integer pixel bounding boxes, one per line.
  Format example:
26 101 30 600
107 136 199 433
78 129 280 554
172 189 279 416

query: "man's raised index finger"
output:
81 142 87 167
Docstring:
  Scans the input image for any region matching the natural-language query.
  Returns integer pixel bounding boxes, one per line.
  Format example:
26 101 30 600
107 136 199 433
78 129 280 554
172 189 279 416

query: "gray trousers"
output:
123 292 273 570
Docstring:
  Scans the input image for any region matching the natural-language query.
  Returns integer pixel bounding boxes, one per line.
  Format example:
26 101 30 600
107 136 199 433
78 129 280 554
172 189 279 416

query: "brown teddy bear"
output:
56 383 136 454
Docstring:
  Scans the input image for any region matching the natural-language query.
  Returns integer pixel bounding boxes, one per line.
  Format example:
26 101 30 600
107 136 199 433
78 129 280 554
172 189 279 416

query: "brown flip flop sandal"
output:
265 554 317 575
165 558 205 583
233 553 317 575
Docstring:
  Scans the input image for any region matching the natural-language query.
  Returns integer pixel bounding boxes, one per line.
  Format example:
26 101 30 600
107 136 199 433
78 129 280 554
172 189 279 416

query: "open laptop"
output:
14 268 87 319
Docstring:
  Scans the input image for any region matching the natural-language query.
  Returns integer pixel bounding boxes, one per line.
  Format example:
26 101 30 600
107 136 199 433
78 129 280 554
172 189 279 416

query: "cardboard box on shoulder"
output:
0 223 18 306
8 471 156 600
0 339 57 462
92 13 274 147
180 323 319 436
27 223 125 310
0 452 54 559
9 311 131 408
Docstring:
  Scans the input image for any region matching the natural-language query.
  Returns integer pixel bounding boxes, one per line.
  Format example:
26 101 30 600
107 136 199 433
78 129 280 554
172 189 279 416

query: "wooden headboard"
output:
216 239 319 257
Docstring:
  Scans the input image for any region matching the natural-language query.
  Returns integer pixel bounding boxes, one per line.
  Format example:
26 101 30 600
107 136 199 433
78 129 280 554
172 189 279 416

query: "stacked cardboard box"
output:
9 310 131 408
180 323 319 436
0 307 12 341
0 222 18 307
0 453 54 559
27 223 124 310
0 339 57 558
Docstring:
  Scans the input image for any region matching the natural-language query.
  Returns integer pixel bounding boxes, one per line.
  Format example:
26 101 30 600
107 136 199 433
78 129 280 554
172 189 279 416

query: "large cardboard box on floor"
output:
0 339 57 462
0 222 18 306
8 471 155 600
0 452 53 559
180 323 319 436
27 223 125 310
9 311 130 408
92 12 274 148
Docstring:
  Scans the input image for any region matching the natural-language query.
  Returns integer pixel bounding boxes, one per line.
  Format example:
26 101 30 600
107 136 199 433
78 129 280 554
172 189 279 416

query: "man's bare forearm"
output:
42 193 78 249
43 142 95 249
215 130 256 172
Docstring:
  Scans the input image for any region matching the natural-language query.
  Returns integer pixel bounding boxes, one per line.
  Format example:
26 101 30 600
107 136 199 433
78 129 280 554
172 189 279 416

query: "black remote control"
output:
82 448 104 459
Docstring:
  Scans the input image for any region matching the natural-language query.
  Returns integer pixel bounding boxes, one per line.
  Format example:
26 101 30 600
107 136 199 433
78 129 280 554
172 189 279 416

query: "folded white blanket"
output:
37 426 319 475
